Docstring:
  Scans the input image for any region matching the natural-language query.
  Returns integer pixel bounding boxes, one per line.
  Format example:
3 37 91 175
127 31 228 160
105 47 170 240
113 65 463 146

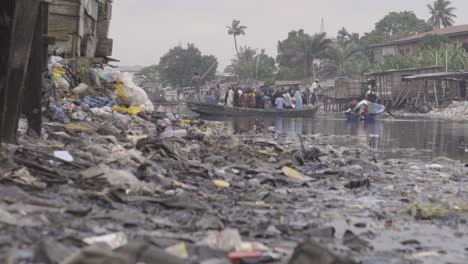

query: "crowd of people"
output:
219 81 320 110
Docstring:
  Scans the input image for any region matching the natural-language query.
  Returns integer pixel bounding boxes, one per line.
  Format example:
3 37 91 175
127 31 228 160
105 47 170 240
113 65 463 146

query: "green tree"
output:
322 41 370 78
361 11 431 46
134 65 160 88
227 47 277 81
277 30 331 80
158 44 218 87
427 0 457 29
377 44 468 71
336 27 360 46
227 19 247 58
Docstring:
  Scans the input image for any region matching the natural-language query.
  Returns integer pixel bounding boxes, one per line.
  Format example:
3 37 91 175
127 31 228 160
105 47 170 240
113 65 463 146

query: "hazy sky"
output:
110 0 468 69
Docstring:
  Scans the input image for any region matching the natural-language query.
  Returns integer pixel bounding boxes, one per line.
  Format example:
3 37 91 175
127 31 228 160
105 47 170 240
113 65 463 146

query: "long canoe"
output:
188 103 321 117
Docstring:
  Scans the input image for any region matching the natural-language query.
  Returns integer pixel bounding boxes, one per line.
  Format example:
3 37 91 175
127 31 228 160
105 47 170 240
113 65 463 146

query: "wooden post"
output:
423 80 428 105
433 80 439 108
23 2 48 136
415 86 422 107
0 0 40 143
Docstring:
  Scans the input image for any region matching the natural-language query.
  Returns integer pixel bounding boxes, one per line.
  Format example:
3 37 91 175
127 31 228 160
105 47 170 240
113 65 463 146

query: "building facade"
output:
370 24 468 64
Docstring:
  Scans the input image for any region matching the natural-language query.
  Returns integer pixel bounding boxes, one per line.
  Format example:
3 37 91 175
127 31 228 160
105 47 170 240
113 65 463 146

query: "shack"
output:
48 0 113 58
365 66 443 108
323 78 364 112
402 72 468 108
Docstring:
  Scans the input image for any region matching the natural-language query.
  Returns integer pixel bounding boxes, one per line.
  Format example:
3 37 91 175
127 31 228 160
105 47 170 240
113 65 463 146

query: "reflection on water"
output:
204 114 468 162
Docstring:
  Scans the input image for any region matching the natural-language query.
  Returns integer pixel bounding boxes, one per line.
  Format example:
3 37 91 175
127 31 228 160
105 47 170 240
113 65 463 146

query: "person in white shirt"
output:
310 80 319 104
283 90 292 109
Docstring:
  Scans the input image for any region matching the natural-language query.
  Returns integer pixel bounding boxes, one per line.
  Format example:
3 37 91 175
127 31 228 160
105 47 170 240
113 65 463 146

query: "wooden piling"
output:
0 0 40 143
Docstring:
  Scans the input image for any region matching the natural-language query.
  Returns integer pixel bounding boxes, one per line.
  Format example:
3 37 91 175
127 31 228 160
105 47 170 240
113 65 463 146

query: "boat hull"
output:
188 103 321 117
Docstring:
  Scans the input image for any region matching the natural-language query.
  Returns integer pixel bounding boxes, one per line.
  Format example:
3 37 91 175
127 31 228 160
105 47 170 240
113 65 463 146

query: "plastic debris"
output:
82 232 128 249
72 83 89 94
112 105 144 116
213 180 230 189
53 151 74 162
282 166 306 180
165 242 189 259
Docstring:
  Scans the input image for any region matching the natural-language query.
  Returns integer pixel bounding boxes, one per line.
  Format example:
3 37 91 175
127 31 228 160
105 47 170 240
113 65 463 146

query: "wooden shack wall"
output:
48 0 112 58
332 79 363 99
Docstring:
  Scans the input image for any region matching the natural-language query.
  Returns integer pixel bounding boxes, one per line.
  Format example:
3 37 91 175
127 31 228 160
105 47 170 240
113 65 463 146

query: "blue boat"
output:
345 102 386 121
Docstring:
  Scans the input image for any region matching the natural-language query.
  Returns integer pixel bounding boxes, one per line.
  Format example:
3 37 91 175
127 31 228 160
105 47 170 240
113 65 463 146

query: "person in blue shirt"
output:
294 90 303 109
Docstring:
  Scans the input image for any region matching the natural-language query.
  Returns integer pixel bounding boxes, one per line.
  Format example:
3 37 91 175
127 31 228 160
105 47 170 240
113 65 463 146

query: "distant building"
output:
48 0 114 59
370 24 468 64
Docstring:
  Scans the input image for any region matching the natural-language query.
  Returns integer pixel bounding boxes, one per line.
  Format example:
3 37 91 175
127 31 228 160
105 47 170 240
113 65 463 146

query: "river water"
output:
206 114 468 162
167 105 468 162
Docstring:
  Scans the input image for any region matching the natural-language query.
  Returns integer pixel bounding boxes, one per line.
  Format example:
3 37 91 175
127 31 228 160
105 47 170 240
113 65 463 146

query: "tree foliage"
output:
227 19 247 57
322 41 370 79
427 0 457 29
227 47 277 81
377 44 468 71
158 44 218 87
361 11 431 47
277 30 331 80
134 65 160 88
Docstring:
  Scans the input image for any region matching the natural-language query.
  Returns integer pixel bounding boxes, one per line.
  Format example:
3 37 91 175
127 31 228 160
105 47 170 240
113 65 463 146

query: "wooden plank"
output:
95 37 113 57
0 0 40 143
49 5 80 16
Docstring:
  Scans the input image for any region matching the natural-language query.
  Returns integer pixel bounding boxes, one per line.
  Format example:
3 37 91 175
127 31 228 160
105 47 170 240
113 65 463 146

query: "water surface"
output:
204 114 468 162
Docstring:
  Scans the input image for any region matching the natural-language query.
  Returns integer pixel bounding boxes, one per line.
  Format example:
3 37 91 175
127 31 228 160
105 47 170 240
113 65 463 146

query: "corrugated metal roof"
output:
403 71 468 80
370 24 468 48
365 66 443 75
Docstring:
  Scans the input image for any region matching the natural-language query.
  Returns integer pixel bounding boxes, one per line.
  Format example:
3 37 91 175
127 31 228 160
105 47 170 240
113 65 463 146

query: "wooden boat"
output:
188 103 321 117
345 103 386 121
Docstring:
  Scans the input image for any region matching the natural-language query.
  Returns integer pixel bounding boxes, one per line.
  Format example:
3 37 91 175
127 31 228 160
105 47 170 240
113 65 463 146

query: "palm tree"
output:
288 33 331 79
427 0 457 29
322 41 369 78
227 20 247 58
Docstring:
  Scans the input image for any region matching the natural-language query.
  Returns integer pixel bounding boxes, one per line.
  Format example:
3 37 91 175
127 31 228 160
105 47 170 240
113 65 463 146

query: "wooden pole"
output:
0 0 40 143
433 80 439 108
392 82 406 109
395 86 411 109
23 2 47 136
415 86 422 107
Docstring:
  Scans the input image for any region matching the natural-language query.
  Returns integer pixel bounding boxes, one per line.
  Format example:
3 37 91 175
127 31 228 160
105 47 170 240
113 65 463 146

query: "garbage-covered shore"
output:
2 113 468 263
1 58 468 264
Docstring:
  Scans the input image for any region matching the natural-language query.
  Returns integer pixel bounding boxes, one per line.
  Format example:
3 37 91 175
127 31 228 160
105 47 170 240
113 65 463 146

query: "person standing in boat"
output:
237 89 244 106
309 80 319 104
275 96 286 110
226 88 234 107
302 91 308 105
264 93 272 109
191 72 203 102
294 89 303 109
283 90 292 109
233 88 240 107
256 91 265 109
365 79 377 103
247 89 256 108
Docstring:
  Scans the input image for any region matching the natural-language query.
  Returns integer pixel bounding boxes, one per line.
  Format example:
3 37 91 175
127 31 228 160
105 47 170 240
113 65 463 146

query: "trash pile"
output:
0 57 467 263
428 101 468 119
48 56 154 125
